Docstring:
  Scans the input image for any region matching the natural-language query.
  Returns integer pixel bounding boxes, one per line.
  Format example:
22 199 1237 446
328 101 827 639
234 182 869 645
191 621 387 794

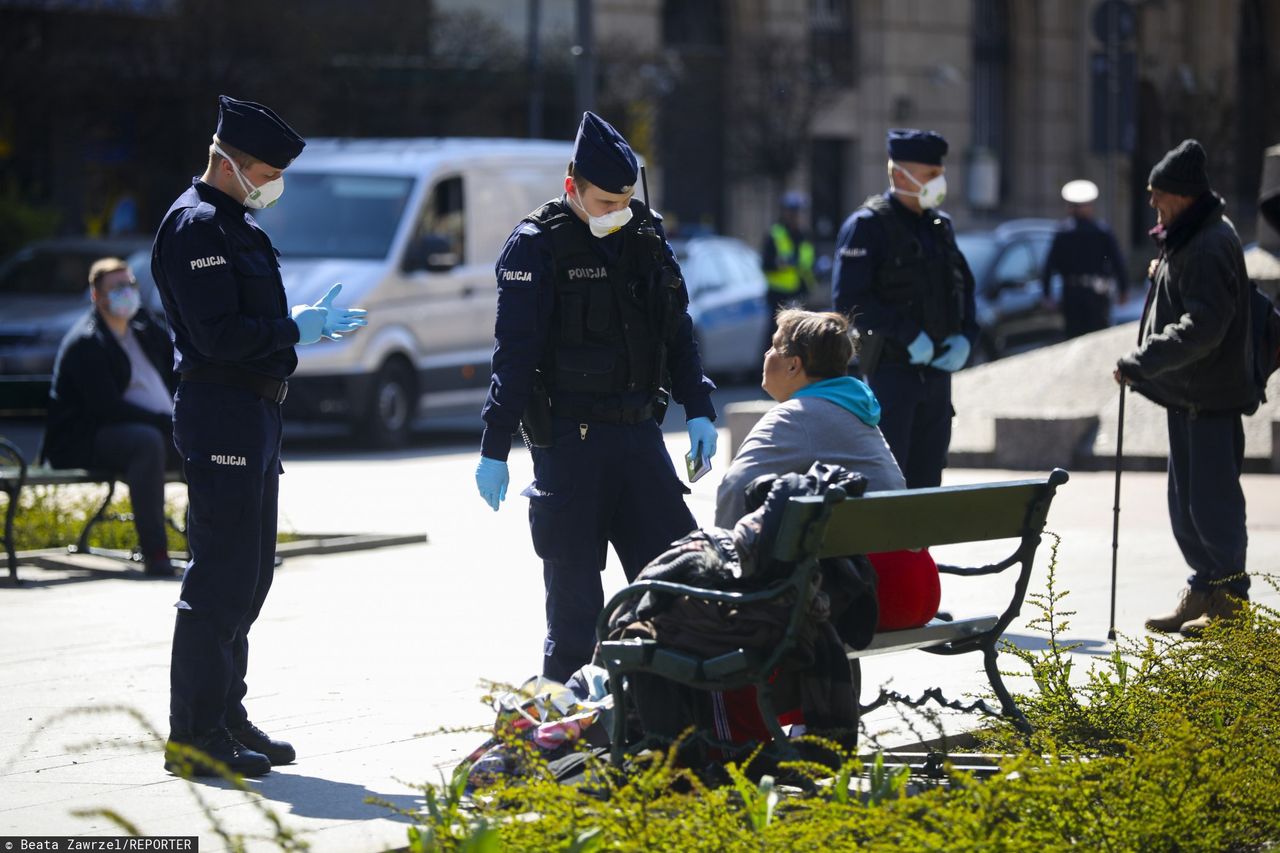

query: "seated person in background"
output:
715 308 938 631
45 257 180 576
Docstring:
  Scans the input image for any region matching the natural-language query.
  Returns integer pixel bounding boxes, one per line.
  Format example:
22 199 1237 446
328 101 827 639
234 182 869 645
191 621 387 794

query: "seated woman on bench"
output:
716 308 939 632
45 257 180 576
709 309 941 744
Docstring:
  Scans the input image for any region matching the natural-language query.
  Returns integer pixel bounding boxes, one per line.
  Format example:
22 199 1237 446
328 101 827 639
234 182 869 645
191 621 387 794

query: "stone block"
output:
994 415 1099 470
1273 421 1280 474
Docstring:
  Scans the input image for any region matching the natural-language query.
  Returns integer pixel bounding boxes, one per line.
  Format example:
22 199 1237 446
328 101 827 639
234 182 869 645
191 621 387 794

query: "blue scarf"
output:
791 376 881 426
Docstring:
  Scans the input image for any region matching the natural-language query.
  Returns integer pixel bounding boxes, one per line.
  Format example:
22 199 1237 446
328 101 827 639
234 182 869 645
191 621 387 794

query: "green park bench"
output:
1 377 185 583
595 468 1070 767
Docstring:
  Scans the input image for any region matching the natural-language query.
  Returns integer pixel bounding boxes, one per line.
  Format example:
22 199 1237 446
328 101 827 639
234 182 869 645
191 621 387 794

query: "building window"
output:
810 0 856 88
972 0 1010 157
810 137 850 246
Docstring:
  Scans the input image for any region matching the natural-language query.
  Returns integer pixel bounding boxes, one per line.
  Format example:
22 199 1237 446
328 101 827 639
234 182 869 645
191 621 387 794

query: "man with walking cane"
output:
1114 139 1252 637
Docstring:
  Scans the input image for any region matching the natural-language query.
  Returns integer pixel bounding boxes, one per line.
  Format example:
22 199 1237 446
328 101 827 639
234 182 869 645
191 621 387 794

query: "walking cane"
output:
1108 383 1126 641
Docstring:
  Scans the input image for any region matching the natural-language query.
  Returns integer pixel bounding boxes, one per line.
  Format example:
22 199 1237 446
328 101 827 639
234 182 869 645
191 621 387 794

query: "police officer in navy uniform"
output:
475 112 718 683
153 96 366 777
1041 179 1128 338
832 129 977 489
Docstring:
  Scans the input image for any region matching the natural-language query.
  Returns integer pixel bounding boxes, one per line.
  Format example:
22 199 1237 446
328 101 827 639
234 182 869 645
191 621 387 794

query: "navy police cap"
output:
887 128 949 166
572 111 638 194
216 95 306 170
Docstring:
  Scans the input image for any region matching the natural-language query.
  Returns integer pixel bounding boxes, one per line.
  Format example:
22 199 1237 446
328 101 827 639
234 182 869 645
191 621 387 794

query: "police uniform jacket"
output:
45 307 176 469
1042 216 1127 297
1118 193 1253 414
832 191 978 359
480 196 715 461
151 179 299 380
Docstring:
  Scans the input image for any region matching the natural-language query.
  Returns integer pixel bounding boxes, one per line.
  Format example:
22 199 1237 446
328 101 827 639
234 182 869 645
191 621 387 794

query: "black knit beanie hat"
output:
1149 138 1210 197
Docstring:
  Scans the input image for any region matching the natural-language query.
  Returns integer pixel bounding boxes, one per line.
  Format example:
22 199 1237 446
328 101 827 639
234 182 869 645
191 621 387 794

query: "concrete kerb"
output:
7 532 427 580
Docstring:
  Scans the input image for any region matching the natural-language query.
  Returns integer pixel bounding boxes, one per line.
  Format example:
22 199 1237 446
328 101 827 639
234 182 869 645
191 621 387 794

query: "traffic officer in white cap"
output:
1041 179 1128 338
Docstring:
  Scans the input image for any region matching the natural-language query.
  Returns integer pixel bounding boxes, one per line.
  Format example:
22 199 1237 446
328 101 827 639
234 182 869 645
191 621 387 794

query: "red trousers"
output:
714 549 940 743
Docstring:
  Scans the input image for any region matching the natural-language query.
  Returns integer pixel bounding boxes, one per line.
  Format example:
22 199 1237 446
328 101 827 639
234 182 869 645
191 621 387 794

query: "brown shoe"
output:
1145 587 1213 633
1179 589 1248 637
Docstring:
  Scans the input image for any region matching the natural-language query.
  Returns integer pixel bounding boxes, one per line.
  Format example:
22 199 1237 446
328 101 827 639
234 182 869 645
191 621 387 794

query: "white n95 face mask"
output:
572 190 633 238
892 163 947 210
214 144 285 209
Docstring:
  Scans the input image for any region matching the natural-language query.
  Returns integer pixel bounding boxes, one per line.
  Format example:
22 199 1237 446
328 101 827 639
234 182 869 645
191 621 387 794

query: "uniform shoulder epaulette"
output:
525 198 572 231
861 194 892 214
184 200 219 224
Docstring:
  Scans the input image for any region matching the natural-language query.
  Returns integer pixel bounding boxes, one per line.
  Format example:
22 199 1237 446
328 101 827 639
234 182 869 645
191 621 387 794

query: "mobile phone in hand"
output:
685 448 712 483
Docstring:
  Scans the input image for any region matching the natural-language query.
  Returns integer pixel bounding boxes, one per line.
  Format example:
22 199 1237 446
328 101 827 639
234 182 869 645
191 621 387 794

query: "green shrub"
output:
4 485 301 553
5 485 188 552
400 538 1280 852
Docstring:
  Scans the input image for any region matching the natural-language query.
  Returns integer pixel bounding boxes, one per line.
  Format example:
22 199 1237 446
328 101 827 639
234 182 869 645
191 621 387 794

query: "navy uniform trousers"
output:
1166 409 1250 597
169 381 283 738
868 362 952 489
525 415 696 683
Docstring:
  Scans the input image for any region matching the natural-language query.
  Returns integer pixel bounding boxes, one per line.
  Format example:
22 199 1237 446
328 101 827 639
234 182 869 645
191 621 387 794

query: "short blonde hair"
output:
88 257 130 289
773 309 858 378
208 136 259 171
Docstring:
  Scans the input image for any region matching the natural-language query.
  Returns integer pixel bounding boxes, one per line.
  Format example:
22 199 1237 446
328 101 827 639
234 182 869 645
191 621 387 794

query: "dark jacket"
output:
45 308 177 468
1118 193 1253 414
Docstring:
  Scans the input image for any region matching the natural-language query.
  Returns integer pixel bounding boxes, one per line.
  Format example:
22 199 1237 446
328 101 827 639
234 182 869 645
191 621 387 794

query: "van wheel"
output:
361 359 415 448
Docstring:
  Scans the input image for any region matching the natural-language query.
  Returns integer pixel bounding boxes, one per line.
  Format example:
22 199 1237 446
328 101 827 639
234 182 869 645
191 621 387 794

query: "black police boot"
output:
229 721 296 766
164 728 271 777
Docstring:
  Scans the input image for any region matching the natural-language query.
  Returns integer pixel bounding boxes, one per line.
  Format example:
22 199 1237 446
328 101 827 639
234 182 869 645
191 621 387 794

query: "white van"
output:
249 138 573 445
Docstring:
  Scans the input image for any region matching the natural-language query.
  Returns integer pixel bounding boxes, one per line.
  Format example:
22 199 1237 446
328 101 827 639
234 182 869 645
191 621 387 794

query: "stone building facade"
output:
586 0 1280 266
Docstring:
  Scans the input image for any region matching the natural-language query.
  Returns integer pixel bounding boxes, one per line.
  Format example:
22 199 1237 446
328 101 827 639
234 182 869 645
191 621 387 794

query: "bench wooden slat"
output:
772 479 1053 561
848 616 1000 658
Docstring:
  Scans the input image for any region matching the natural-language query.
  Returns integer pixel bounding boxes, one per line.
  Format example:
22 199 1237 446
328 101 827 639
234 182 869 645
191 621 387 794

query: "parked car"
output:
954 218 1062 362
0 236 152 378
669 235 769 381
956 218 1144 362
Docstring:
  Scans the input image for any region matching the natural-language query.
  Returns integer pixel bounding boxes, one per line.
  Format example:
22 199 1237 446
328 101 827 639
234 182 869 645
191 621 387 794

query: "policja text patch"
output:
210 454 248 466
190 255 228 270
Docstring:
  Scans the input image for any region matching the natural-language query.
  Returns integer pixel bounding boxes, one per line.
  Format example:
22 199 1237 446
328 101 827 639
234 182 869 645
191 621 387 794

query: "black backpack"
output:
1247 282 1280 414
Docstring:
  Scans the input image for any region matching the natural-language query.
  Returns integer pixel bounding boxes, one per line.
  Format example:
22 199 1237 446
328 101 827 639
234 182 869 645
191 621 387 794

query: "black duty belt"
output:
551 399 654 424
181 365 289 404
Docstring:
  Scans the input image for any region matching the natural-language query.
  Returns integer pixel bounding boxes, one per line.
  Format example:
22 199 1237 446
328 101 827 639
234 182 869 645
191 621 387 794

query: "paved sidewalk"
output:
2 432 1277 850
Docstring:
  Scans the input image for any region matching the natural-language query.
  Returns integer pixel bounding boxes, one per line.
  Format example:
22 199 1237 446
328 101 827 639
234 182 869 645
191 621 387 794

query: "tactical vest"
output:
766 224 816 294
861 194 967 356
524 198 678 401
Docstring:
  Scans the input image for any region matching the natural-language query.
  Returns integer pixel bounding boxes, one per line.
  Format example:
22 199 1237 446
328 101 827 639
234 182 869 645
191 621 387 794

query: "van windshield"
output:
252 173 414 260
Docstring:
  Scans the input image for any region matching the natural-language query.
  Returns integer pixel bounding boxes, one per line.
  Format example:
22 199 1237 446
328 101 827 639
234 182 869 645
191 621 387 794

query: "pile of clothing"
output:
604 462 879 751
464 666 614 790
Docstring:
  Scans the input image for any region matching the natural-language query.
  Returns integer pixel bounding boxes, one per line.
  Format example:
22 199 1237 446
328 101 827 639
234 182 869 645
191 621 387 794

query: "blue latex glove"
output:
687 417 718 462
314 283 369 340
475 456 509 511
930 334 972 372
290 304 326 345
906 331 934 365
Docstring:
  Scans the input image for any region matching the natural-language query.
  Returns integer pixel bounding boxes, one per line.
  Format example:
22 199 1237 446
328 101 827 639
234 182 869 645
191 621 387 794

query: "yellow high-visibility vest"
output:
766 224 816 294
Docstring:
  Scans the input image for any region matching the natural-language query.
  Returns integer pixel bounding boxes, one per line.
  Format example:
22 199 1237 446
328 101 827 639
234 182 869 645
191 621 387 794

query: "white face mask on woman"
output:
892 163 947 210
106 285 141 321
571 190 633 238
214 144 285 209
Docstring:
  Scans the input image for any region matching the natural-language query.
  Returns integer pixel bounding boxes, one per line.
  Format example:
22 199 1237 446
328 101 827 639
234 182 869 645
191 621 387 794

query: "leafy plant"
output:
393 543 1280 851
